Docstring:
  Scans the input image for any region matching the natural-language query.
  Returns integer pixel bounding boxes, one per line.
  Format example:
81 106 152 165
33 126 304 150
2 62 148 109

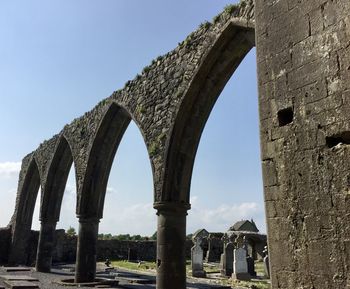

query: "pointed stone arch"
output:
162 21 255 204
75 102 154 282
36 135 76 272
40 135 75 223
8 155 41 265
78 103 131 219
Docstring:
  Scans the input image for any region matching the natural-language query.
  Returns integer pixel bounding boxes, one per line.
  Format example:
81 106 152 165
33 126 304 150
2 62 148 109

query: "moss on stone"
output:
149 142 160 157
224 4 237 15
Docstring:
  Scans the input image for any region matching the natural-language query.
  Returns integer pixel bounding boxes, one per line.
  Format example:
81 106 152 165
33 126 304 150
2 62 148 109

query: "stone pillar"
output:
74 217 100 283
35 221 57 272
154 202 190 289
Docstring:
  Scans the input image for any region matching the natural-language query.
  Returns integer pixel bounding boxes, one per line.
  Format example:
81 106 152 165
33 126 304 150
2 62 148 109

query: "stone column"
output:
74 217 100 283
154 202 190 289
35 221 57 272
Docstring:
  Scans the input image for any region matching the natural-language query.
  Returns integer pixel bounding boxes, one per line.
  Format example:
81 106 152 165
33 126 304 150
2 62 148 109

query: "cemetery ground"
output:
0 260 270 289
111 259 270 289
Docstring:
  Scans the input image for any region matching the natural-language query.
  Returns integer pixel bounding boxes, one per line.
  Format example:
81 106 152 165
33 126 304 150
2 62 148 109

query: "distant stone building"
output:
227 219 266 260
194 220 267 263
228 219 259 233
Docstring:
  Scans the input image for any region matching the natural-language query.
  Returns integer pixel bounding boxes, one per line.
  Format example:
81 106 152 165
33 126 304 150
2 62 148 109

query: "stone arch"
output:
74 102 154 282
40 135 75 223
162 21 255 203
78 102 139 219
9 155 41 265
35 135 77 272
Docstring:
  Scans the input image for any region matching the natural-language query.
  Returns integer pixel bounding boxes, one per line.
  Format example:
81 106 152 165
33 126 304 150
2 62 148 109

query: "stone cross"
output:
191 238 206 277
235 234 244 248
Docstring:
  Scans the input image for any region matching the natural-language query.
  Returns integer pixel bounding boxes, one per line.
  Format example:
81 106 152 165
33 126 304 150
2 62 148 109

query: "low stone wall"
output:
20 230 195 265
0 228 261 265
0 228 221 266
53 230 77 263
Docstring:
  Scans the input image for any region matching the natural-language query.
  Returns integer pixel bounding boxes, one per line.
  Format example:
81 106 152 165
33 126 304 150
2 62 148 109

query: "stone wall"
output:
0 228 10 264
21 230 195 265
255 0 350 288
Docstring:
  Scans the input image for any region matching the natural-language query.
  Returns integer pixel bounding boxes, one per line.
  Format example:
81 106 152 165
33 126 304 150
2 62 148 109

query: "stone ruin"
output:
0 0 350 288
190 220 267 281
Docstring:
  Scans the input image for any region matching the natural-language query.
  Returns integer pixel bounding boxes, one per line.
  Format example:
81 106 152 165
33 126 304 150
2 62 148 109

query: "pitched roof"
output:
228 219 259 232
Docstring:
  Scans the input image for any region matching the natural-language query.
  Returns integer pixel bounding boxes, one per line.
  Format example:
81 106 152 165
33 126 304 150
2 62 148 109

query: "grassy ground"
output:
110 260 270 289
111 260 157 272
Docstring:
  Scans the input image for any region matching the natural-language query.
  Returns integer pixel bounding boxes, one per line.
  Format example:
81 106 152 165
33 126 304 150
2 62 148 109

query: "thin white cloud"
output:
0 188 17 227
23 189 266 236
188 195 265 233
0 162 21 178
99 202 156 236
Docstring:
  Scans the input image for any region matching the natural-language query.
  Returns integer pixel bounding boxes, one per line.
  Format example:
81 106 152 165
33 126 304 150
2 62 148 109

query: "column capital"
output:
39 219 57 226
76 216 100 224
153 201 191 215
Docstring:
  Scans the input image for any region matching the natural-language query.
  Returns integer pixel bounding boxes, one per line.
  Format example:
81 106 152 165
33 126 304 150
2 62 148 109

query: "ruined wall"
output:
256 0 350 288
5 0 255 267
0 228 11 264
23 230 194 264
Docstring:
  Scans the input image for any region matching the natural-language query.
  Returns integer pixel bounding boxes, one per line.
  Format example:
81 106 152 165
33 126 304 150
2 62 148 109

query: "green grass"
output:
110 260 270 289
232 279 271 289
111 260 156 272
255 260 266 277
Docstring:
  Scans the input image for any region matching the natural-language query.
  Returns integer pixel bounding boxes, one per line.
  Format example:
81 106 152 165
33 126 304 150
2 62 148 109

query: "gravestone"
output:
191 229 209 278
242 236 249 253
205 233 223 262
232 247 250 281
246 256 256 277
191 241 206 277
263 246 270 278
205 234 215 262
220 241 234 277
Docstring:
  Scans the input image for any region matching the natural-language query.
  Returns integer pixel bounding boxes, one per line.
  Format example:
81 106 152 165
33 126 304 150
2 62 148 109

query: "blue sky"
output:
0 0 265 236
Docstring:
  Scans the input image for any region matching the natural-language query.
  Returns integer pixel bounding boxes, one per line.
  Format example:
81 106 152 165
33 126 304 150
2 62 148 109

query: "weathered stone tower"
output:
255 0 350 288
1 1 350 289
